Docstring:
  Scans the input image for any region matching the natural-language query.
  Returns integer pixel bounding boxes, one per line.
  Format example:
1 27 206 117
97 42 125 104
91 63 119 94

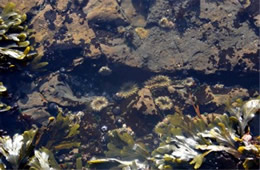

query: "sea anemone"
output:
116 82 139 99
90 96 109 112
155 96 173 111
144 75 171 90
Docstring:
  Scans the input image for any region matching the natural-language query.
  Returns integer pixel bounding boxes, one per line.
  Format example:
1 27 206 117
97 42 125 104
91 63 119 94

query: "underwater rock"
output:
17 92 50 124
18 92 46 110
100 43 142 68
133 88 157 115
83 0 128 26
39 73 89 107
1 0 42 14
119 0 147 27
90 0 258 74
3 0 258 74
21 108 50 125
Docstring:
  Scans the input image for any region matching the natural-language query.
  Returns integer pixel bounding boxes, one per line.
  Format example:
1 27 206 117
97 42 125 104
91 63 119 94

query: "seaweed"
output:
28 147 60 170
0 2 47 72
89 98 260 169
105 125 149 161
0 107 81 169
0 129 37 169
0 82 7 93
0 3 32 64
152 98 260 169
40 109 81 151
0 102 11 113
88 125 151 169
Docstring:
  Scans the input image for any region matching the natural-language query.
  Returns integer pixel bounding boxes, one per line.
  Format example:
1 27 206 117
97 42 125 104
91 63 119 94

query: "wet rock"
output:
94 0 258 74
39 73 90 107
4 0 258 74
18 92 46 109
120 0 147 27
1 0 44 14
83 0 128 26
21 107 50 125
133 88 157 115
100 43 142 68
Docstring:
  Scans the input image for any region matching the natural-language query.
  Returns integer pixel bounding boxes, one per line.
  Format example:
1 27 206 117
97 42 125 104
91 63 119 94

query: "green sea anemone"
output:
116 82 139 99
155 96 173 111
90 96 109 112
144 75 171 90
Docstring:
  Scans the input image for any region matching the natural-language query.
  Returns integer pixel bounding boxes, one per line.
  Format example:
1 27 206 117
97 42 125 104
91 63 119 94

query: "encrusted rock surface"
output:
133 88 158 115
2 0 258 74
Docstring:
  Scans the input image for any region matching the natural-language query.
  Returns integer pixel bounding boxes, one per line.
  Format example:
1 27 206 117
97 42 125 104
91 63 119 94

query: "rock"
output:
120 0 147 27
18 92 46 110
0 0 44 13
92 0 259 74
133 88 157 115
83 0 128 25
100 43 142 68
21 108 50 125
39 73 90 107
5 0 258 74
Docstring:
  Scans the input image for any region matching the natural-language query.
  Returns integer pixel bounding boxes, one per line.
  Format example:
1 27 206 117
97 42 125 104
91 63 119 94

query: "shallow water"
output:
0 0 259 169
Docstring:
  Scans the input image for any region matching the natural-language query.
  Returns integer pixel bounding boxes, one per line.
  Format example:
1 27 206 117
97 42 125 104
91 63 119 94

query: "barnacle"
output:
144 75 171 90
90 96 109 112
155 96 173 111
116 82 139 99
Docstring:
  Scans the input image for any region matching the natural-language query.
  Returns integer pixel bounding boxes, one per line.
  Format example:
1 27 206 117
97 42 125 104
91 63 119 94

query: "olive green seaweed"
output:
105 126 149 161
89 98 260 169
43 109 81 151
28 147 60 170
